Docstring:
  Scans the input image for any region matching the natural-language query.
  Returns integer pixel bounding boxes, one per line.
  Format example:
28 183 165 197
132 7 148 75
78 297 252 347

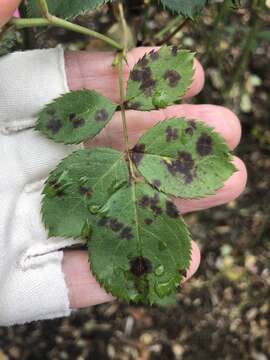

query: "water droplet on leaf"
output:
154 280 173 298
155 265 165 276
88 205 101 214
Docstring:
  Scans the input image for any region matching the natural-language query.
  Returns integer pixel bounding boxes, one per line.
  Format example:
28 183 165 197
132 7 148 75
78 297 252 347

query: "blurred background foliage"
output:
0 0 270 359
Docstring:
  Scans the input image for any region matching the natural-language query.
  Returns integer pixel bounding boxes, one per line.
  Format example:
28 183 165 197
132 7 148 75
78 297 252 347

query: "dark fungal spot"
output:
180 269 188 278
72 118 85 128
166 201 179 218
79 186 92 197
150 193 162 216
128 101 142 110
120 226 133 240
150 50 159 61
47 118 62 134
47 108 56 116
95 109 109 122
130 69 144 82
137 55 149 68
139 195 150 208
109 218 123 232
98 216 108 226
131 144 146 166
69 112 76 121
196 133 213 156
165 151 195 184
171 46 178 56
144 218 153 225
130 256 152 277
152 180 161 189
163 69 181 87
185 120 197 135
140 78 157 97
55 189 65 197
166 126 179 142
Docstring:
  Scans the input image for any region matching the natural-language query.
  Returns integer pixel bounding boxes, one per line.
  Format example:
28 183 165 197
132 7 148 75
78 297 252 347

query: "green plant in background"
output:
1 0 236 305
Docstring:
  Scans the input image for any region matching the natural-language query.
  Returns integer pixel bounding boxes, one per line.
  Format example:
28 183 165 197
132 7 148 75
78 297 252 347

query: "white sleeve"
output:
0 46 83 326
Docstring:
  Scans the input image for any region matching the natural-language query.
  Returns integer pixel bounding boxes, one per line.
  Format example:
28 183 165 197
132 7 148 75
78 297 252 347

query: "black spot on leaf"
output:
132 144 146 165
165 151 195 184
47 118 62 134
166 126 179 142
150 50 160 61
120 226 133 240
95 109 109 122
130 256 152 277
56 189 65 197
79 186 92 197
72 118 85 128
163 69 181 87
69 112 76 121
130 69 144 82
140 78 157 97
47 108 56 116
138 55 149 68
185 120 197 135
128 102 142 110
166 201 179 218
144 218 153 225
196 133 213 156
109 218 123 232
152 180 161 189
180 269 187 277
150 193 162 216
98 216 108 226
139 195 150 208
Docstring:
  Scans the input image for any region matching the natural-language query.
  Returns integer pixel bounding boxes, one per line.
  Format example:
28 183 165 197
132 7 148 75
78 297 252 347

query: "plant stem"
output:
225 1 261 96
37 0 51 19
117 54 136 179
155 15 183 41
12 16 123 50
158 18 189 46
118 2 129 51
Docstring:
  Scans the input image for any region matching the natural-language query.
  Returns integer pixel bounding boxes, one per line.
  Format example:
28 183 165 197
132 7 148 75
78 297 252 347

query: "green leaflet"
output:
88 182 191 304
27 0 112 19
160 0 207 18
35 90 117 145
41 148 129 238
0 26 17 57
126 47 195 111
131 118 236 198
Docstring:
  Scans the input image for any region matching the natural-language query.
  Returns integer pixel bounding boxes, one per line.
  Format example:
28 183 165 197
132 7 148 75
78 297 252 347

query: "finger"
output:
87 104 241 151
0 0 21 26
65 47 205 103
176 156 247 214
63 241 200 309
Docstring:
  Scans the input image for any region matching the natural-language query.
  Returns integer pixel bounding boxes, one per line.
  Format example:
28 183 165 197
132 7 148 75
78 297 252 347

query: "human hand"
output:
0 0 247 323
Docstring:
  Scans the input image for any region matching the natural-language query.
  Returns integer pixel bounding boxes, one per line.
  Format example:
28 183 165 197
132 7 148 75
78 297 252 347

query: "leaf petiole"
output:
12 16 123 51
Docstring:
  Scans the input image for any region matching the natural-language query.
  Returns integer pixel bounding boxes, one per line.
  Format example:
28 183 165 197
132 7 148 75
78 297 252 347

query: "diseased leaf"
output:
88 182 191 304
0 26 17 57
41 148 129 238
36 90 117 145
131 118 236 198
126 47 195 111
160 0 207 18
27 0 113 19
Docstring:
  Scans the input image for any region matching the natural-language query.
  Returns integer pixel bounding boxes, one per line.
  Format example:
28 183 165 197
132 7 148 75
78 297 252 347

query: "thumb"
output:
0 0 21 26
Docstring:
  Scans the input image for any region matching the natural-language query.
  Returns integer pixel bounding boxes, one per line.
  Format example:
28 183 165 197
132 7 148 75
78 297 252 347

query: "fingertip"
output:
184 58 205 98
184 241 201 282
0 0 21 26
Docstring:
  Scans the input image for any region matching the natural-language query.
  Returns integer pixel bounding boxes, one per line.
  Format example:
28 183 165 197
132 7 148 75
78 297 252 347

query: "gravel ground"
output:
0 2 269 359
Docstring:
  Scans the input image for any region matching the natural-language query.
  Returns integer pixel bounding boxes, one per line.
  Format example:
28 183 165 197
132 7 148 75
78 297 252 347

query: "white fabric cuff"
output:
0 46 83 326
